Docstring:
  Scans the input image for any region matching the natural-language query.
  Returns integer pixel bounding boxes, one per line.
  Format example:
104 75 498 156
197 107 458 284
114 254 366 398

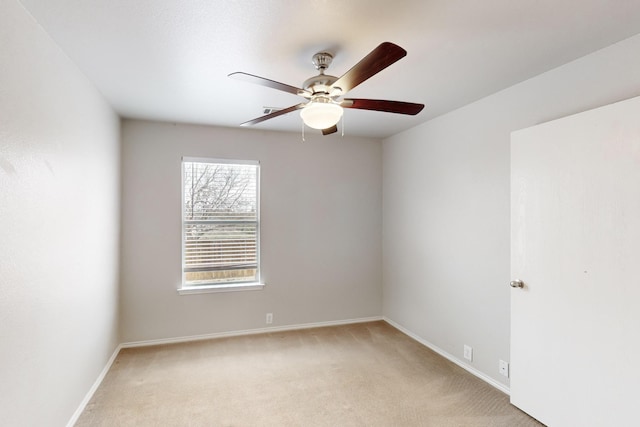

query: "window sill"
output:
177 282 265 295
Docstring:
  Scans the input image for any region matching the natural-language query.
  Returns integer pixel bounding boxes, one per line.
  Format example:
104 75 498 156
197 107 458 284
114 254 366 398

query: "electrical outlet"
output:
266 313 273 324
499 360 509 377
463 345 473 362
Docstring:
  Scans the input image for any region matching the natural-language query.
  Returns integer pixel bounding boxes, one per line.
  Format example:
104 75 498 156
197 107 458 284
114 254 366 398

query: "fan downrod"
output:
303 52 339 95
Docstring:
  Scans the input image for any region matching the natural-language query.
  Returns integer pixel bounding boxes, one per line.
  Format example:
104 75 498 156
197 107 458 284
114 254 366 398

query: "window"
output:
181 158 260 292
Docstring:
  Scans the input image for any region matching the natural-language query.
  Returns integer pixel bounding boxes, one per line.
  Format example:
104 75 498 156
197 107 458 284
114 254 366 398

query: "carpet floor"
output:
76 321 544 426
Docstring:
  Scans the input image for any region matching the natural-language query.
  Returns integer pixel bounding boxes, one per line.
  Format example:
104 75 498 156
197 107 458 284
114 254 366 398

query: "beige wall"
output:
119 121 382 342
382 33 640 388
0 0 121 425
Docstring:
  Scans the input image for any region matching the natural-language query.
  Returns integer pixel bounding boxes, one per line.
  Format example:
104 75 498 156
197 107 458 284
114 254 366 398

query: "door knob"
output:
510 280 524 288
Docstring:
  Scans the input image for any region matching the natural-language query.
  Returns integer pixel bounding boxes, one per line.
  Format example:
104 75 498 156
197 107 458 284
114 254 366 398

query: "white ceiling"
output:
19 0 640 138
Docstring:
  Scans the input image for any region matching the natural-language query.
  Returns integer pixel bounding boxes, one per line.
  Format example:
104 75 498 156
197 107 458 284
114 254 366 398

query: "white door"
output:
510 96 640 426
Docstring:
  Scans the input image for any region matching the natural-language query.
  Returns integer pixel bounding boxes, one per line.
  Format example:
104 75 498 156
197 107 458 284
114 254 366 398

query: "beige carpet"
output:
76 321 543 426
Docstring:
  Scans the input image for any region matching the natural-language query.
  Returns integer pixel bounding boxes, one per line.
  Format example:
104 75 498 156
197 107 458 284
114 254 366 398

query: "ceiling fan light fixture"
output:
231 42 424 134
300 98 343 130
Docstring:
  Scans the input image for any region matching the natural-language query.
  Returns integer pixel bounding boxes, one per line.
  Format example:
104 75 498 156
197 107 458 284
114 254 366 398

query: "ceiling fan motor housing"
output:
303 74 338 95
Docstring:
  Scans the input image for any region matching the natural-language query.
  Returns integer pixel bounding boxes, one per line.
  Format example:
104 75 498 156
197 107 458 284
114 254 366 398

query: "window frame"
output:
178 156 264 295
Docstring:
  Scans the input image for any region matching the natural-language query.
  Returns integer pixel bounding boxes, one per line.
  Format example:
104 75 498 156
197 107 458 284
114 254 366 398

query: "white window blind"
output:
182 159 259 287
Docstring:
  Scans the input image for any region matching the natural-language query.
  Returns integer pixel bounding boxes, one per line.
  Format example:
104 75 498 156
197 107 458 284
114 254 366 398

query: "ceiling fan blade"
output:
322 125 338 136
240 103 306 126
341 98 424 115
229 72 310 97
331 42 407 94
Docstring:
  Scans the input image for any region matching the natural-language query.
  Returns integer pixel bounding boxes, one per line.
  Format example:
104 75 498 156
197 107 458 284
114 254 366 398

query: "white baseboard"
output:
66 344 122 427
383 317 510 395
121 316 384 348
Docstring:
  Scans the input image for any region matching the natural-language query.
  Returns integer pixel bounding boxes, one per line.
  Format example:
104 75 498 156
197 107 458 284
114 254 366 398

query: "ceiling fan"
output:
229 42 424 135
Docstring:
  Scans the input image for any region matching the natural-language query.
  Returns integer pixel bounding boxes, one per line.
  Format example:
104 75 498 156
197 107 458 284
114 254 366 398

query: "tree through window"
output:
182 158 260 287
